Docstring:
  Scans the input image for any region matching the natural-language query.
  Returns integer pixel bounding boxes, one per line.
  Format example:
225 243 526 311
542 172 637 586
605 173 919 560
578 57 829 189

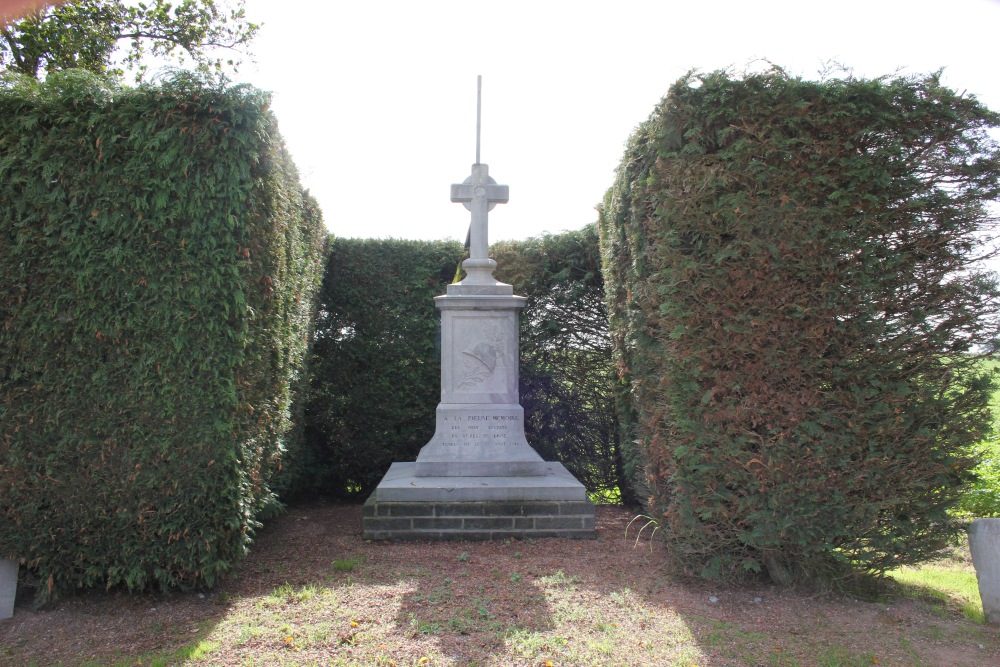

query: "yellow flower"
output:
419 658 430 665
351 621 359 627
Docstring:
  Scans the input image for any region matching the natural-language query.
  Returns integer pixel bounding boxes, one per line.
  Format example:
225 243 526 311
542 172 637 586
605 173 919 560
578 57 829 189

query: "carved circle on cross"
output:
462 174 500 212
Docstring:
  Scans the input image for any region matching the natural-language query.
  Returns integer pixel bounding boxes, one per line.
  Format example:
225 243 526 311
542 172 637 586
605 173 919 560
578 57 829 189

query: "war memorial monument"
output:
362 79 596 540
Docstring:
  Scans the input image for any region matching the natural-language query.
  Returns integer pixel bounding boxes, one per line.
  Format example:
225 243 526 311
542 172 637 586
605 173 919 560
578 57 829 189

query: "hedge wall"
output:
0 70 328 598
290 238 464 500
598 69 1000 583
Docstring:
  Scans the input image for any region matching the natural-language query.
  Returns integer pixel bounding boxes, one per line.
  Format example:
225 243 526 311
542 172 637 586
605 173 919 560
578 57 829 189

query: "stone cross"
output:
451 165 508 260
451 76 508 261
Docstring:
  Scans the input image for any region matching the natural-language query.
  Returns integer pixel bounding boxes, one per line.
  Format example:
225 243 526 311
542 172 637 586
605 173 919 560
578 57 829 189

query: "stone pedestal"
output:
969 518 1000 625
0 559 17 621
363 270 595 540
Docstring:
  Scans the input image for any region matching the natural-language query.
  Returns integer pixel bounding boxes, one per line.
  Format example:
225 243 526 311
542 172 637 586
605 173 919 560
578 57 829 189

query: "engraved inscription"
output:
439 413 521 446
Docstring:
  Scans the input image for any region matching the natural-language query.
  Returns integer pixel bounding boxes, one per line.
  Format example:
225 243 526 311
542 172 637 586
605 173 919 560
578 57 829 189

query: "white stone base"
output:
371 461 588 502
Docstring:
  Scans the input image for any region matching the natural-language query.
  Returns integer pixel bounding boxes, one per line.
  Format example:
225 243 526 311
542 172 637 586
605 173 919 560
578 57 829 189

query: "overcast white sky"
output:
231 0 1000 247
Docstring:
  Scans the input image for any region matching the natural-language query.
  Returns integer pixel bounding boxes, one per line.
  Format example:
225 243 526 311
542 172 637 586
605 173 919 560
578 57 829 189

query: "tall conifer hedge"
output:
292 238 464 499
598 69 1000 583
0 70 327 598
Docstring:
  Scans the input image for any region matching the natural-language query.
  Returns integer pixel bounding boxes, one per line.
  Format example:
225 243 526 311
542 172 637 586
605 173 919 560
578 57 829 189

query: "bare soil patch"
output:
1 503 996 666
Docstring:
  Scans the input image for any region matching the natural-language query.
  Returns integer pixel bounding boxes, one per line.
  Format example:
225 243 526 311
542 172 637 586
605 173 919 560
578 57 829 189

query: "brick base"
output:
362 497 596 540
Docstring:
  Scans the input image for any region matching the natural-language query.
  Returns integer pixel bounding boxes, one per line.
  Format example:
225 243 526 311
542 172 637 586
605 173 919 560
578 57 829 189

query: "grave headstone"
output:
969 518 1000 625
0 559 17 620
362 77 595 539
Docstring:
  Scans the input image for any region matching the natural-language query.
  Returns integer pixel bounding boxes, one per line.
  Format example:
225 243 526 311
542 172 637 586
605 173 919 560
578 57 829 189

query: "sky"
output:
227 0 1000 247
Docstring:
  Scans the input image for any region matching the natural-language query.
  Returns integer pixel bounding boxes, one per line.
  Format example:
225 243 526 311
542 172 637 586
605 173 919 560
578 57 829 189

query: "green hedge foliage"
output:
598 69 1000 584
493 225 639 504
292 238 464 500
0 70 327 599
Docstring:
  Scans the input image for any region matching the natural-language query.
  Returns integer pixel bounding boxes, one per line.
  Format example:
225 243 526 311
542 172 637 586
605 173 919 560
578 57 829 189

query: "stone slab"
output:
969 518 1000 625
0 559 17 621
371 462 588 502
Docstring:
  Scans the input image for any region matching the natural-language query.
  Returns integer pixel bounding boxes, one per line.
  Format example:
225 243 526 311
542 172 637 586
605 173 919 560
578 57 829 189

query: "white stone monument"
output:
363 78 595 539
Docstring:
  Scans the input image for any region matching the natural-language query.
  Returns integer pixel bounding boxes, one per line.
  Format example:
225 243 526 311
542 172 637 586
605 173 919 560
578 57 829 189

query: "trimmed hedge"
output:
598 69 1000 583
0 70 327 598
291 238 464 500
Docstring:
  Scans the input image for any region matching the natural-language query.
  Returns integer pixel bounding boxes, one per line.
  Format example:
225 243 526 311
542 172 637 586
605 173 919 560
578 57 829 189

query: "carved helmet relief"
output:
458 322 507 389
464 342 498 372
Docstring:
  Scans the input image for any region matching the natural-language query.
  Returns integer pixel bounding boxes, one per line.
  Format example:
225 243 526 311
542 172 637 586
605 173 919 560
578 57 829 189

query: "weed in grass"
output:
509 572 523 584
514 551 524 559
625 514 661 551
700 617 767 645
608 587 640 609
104 635 220 667
922 624 948 641
186 640 219 659
236 623 264 646
503 627 555 658
332 555 364 571
457 551 469 562
674 646 706 667
293 583 319 603
538 570 580 587
428 584 453 603
272 582 294 600
444 617 475 633
768 649 801 666
816 645 883 667
410 615 443 635
588 637 615 655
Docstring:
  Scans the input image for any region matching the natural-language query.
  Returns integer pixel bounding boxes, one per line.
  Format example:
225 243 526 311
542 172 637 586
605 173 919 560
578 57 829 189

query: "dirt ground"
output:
1 503 996 666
